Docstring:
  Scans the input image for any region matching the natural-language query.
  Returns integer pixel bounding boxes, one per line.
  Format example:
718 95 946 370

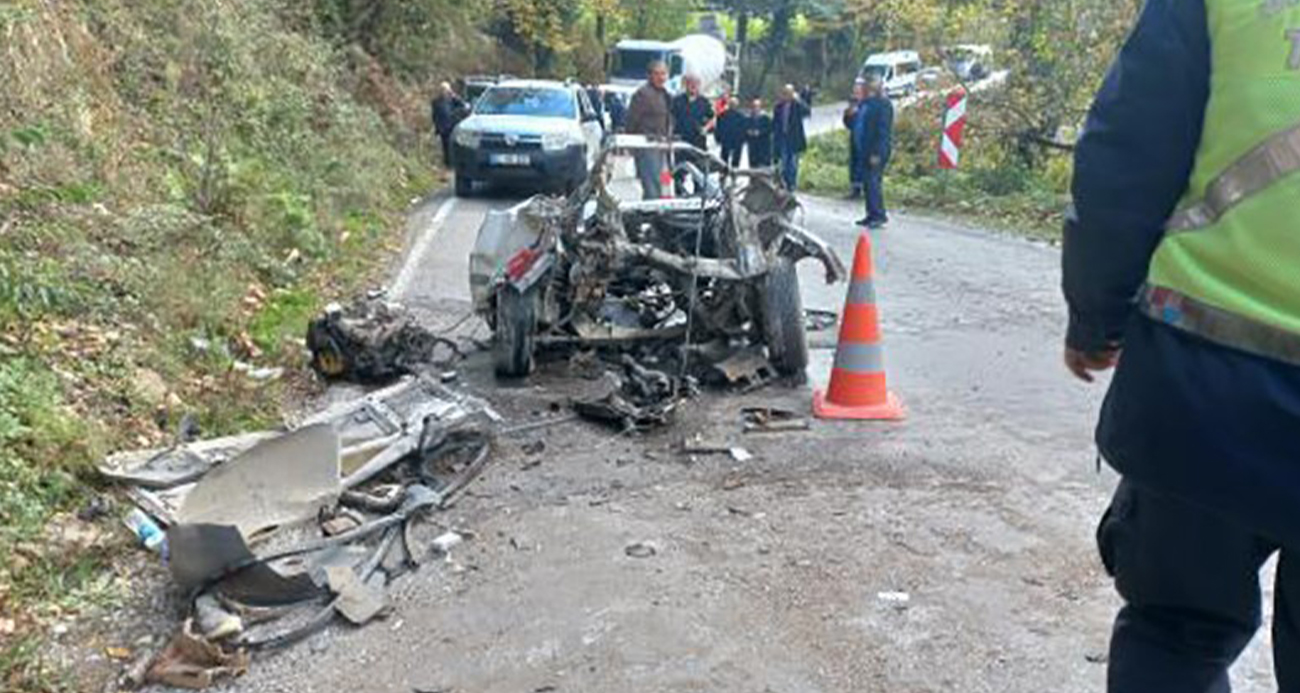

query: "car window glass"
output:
475 87 577 119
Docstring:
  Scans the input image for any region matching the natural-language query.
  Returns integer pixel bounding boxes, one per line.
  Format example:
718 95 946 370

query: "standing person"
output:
605 92 627 133
430 81 468 166
670 74 715 194
842 79 868 198
1064 0 1300 690
853 76 893 228
714 96 746 168
744 97 773 168
624 61 673 199
799 83 816 107
585 84 605 122
772 84 810 191
714 86 732 119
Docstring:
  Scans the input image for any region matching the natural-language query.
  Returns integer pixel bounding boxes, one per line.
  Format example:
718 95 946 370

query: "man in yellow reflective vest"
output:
1065 0 1300 689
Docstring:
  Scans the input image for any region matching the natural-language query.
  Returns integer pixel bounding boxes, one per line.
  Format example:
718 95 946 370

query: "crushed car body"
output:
469 134 846 379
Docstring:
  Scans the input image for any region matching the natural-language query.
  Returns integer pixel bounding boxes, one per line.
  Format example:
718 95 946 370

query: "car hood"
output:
458 115 579 136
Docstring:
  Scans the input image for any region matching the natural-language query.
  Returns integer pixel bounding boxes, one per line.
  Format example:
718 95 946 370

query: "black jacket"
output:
1067 0 1300 548
772 99 810 154
715 109 748 150
671 93 714 148
432 95 468 136
745 112 774 166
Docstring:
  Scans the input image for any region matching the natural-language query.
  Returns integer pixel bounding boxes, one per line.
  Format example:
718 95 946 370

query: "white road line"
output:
392 195 458 298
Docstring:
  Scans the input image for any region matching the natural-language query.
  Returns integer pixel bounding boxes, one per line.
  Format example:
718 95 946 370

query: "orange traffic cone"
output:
813 232 905 421
659 167 675 199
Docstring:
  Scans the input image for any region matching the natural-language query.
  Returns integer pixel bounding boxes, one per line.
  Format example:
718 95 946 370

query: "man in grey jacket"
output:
624 61 672 199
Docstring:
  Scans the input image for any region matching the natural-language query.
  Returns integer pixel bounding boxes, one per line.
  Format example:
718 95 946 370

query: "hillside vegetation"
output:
0 1 487 685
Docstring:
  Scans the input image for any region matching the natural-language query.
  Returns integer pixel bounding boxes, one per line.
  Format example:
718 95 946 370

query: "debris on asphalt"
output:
572 355 697 431
877 591 911 610
624 542 657 559
326 565 390 625
804 309 839 332
521 440 546 456
96 375 502 685
742 407 811 433
193 595 242 641
145 619 250 690
679 435 751 462
307 294 462 383
705 346 776 390
430 531 464 557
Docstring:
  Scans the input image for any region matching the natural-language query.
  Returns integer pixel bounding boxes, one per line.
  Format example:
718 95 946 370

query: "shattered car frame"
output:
470 134 846 379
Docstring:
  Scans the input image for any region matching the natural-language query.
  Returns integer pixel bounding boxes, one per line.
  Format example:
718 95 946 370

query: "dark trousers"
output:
849 140 863 192
438 133 452 166
865 166 887 223
1098 480 1300 692
777 144 800 191
720 144 742 168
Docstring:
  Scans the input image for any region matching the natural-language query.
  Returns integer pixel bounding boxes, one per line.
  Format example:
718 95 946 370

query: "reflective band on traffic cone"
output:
813 232 905 421
660 167 674 199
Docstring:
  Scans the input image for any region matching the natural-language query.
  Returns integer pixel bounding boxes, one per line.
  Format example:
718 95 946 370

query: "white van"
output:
859 50 924 98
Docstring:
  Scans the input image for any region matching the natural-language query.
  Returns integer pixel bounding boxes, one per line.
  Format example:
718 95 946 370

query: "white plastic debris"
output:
431 531 464 557
876 591 911 609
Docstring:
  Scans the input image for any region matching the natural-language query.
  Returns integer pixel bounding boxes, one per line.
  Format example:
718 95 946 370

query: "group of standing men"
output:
623 60 817 199
844 77 894 228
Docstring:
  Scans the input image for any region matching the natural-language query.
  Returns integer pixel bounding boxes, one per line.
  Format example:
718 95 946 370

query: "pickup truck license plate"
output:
489 153 530 166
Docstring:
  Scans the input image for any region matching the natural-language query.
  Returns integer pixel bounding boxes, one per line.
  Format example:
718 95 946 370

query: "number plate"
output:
489 153 530 166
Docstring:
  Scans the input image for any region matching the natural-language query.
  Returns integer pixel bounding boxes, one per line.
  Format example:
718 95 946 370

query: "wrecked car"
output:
469 135 846 379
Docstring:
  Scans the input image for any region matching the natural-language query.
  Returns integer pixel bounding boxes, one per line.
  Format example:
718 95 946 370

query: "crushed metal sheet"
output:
167 524 321 605
97 431 277 490
145 619 249 690
178 424 340 541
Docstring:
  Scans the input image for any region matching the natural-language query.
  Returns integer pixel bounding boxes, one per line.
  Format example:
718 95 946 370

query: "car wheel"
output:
494 285 536 378
760 257 809 379
454 173 474 198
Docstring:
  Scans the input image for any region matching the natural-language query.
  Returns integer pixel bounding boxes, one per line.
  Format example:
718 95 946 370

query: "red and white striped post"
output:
938 88 968 169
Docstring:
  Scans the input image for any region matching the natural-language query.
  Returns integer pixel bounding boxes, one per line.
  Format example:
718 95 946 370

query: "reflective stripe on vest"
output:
1139 285 1300 367
1166 121 1300 233
1144 0 1300 365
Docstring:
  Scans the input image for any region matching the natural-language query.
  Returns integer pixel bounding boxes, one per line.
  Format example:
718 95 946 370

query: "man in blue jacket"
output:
1064 0 1300 689
852 76 893 228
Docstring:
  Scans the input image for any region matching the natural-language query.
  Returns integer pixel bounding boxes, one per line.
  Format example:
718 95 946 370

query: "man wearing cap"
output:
1064 0 1300 689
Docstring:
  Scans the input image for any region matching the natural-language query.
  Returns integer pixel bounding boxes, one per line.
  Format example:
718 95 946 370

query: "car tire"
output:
760 257 809 379
454 174 474 198
494 285 536 378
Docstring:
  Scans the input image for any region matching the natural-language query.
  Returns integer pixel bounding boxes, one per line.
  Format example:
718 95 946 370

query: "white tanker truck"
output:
608 34 735 96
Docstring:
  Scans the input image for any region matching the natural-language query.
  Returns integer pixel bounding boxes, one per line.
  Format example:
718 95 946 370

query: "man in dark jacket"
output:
714 96 746 167
671 74 715 194
852 77 893 228
431 82 468 166
624 61 673 199
744 97 773 168
842 79 868 198
772 84 810 190
1064 0 1300 689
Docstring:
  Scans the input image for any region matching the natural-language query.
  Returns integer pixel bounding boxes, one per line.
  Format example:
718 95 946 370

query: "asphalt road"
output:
208 174 1277 691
